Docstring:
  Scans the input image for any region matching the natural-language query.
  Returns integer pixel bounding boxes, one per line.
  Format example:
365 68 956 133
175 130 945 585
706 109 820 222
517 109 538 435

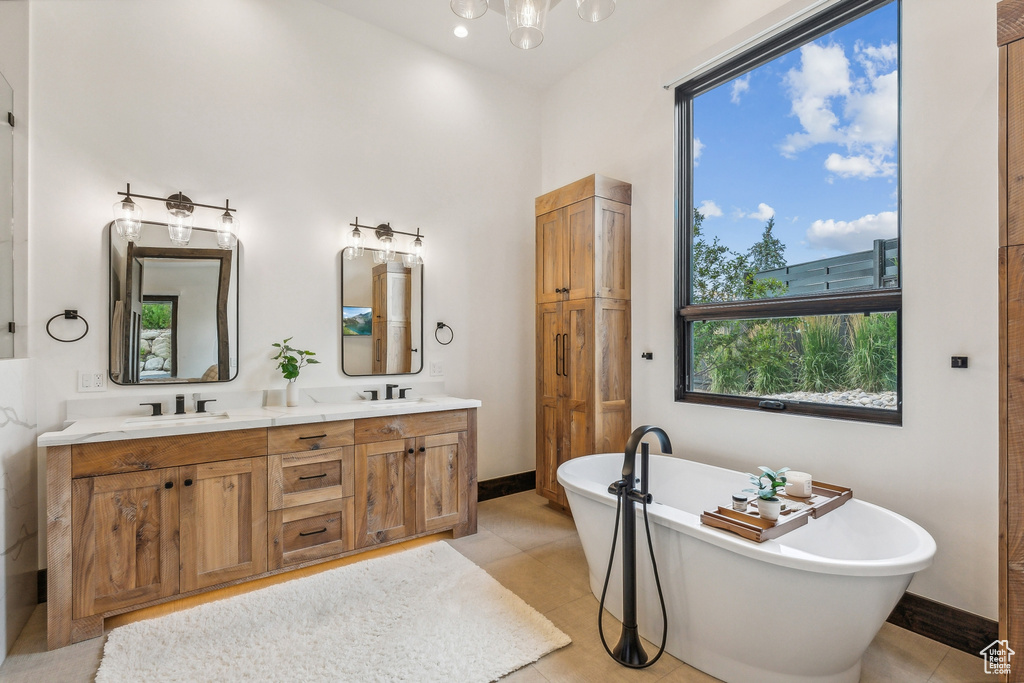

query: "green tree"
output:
747 217 786 273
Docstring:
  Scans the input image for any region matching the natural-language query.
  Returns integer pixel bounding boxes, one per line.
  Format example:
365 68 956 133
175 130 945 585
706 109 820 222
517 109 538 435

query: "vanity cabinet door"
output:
415 432 469 533
71 469 179 618
354 439 416 548
179 457 267 592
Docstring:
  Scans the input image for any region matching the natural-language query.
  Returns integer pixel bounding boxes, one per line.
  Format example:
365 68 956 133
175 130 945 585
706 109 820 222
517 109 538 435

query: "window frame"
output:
674 0 902 426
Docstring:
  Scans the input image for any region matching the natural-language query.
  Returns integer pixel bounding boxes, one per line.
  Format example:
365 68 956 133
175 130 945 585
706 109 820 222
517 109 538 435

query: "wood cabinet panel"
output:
72 429 268 478
72 469 179 618
179 458 267 592
1009 41 1024 246
354 439 416 548
268 498 354 570
595 199 630 300
534 173 632 216
267 420 353 455
416 432 468 532
537 209 565 304
354 410 468 444
566 200 594 300
268 446 354 510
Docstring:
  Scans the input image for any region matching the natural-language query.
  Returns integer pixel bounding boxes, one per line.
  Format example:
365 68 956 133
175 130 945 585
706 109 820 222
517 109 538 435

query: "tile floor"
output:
0 490 990 682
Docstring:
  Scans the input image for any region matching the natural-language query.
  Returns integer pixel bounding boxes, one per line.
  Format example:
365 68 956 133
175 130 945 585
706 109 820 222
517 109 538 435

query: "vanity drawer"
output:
268 447 354 510
267 420 354 454
268 498 354 570
354 410 468 444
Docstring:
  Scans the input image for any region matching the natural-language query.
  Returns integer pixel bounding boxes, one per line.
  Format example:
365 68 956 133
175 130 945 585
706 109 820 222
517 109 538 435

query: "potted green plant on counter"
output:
745 466 790 521
271 337 319 407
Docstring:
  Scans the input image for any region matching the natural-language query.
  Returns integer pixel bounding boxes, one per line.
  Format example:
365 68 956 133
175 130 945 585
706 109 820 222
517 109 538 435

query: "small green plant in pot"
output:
271 337 319 406
744 466 790 521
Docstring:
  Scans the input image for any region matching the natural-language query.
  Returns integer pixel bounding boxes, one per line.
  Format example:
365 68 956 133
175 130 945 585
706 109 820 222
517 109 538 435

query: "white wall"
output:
541 0 999 619
29 0 541 491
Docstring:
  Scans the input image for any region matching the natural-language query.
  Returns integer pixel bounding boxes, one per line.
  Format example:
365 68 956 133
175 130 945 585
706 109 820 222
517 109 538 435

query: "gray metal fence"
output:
754 238 899 295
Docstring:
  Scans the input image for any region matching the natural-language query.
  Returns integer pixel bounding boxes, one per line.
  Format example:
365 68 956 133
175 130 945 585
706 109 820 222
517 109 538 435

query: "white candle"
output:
785 471 813 498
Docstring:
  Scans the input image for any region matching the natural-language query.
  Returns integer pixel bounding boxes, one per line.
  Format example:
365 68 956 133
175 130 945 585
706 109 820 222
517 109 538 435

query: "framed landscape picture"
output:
342 306 372 336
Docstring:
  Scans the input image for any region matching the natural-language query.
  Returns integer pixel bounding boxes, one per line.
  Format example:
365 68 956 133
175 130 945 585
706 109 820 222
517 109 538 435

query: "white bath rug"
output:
96 542 570 682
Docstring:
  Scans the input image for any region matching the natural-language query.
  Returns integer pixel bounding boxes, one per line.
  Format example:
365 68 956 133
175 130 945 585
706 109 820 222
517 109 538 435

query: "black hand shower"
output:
598 425 671 668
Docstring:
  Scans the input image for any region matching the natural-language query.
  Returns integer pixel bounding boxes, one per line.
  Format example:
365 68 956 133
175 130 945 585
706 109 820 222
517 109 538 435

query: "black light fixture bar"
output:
349 218 423 240
117 183 236 213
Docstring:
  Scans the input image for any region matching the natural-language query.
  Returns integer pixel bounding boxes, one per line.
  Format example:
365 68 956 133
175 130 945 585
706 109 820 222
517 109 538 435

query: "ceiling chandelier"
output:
451 0 616 50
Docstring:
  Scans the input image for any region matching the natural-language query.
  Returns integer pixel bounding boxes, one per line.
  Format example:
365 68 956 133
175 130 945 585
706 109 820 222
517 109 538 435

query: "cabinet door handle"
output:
299 473 328 480
376 338 381 362
562 333 568 378
184 479 193 487
299 434 327 440
554 333 562 377
419 447 425 452
164 481 174 489
299 527 327 537
408 448 415 454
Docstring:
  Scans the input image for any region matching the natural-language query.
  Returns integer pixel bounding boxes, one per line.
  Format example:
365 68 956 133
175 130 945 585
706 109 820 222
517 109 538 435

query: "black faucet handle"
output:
364 390 379 401
385 383 399 399
195 399 217 413
398 388 413 399
140 402 163 416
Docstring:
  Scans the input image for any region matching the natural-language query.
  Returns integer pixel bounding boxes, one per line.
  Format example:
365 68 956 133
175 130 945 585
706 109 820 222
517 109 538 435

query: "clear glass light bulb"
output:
346 226 364 261
112 198 143 242
167 207 193 246
217 211 239 250
451 0 488 19
576 0 615 22
379 234 396 262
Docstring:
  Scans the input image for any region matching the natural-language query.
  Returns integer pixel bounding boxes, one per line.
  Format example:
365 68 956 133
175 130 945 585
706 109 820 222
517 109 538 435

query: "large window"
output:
676 0 900 424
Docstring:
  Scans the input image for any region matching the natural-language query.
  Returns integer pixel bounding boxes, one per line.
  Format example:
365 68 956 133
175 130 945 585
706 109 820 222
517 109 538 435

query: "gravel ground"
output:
759 390 898 410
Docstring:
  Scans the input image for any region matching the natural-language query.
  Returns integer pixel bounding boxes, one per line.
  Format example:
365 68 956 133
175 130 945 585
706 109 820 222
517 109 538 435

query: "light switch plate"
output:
78 371 106 392
430 361 444 377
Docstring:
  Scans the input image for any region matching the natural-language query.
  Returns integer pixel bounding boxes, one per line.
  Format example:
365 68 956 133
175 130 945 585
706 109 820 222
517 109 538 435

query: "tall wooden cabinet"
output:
535 174 631 509
371 262 412 374
1001 3 1024 676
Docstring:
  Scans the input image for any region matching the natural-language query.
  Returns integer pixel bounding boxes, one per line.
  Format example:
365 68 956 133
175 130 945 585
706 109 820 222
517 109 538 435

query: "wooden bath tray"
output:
700 481 853 543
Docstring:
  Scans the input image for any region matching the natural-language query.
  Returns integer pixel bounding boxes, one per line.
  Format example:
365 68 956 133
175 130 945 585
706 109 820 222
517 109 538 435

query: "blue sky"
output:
692 2 898 267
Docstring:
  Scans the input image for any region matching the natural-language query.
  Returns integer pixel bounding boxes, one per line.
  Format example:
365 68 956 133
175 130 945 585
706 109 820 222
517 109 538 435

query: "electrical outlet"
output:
430 361 444 377
78 370 107 393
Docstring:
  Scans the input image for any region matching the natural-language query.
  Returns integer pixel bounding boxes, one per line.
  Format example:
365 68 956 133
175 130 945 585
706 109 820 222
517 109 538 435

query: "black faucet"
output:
385 383 399 400
140 402 162 417
608 425 673 667
175 394 186 415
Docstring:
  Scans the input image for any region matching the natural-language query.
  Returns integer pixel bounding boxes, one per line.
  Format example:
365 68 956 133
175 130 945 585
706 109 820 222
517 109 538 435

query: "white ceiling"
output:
315 0 675 90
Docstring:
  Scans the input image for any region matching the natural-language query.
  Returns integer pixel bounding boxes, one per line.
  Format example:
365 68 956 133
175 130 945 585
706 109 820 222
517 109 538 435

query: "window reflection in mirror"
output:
0 72 13 359
109 223 239 384
340 251 422 376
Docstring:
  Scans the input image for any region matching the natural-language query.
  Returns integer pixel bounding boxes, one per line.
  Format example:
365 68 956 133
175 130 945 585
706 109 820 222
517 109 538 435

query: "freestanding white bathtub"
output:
558 453 936 683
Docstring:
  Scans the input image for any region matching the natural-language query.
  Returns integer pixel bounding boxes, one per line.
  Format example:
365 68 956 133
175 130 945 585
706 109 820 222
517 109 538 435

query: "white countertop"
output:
37 395 482 447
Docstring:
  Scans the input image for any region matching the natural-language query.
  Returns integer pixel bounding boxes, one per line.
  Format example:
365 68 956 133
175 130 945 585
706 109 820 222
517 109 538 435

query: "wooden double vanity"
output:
42 400 478 650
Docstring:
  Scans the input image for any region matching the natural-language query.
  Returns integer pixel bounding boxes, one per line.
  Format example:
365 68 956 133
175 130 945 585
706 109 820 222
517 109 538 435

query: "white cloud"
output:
693 137 705 165
697 200 723 217
824 152 896 179
780 40 898 171
806 210 897 252
730 75 750 104
781 43 851 155
745 202 775 221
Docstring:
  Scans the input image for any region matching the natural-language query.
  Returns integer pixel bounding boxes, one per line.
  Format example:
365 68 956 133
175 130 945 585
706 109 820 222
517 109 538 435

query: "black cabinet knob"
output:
407 448 414 454
164 481 173 489
419 447 425 452
184 479 193 487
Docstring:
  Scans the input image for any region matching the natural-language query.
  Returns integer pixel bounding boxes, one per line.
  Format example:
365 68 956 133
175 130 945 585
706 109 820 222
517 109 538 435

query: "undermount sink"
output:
359 397 428 408
122 412 230 427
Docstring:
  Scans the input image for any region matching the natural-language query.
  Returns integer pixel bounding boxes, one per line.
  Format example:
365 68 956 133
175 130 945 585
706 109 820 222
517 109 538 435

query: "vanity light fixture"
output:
112 184 239 247
346 218 425 265
451 0 615 50
112 184 143 242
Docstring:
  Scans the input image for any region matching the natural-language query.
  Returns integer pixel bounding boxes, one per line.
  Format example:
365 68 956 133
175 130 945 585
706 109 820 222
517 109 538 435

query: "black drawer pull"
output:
408 448 414 454
299 434 328 440
419 447 425 452
184 479 193 487
299 527 328 537
164 481 173 489
298 473 328 480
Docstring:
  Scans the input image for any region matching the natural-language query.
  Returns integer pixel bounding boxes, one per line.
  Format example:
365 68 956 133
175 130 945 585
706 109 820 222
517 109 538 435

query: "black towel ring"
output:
435 322 454 346
46 309 89 343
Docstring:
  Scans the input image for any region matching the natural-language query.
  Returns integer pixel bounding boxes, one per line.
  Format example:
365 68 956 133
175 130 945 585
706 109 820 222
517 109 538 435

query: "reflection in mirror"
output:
0 72 13 358
109 222 239 384
341 251 422 376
